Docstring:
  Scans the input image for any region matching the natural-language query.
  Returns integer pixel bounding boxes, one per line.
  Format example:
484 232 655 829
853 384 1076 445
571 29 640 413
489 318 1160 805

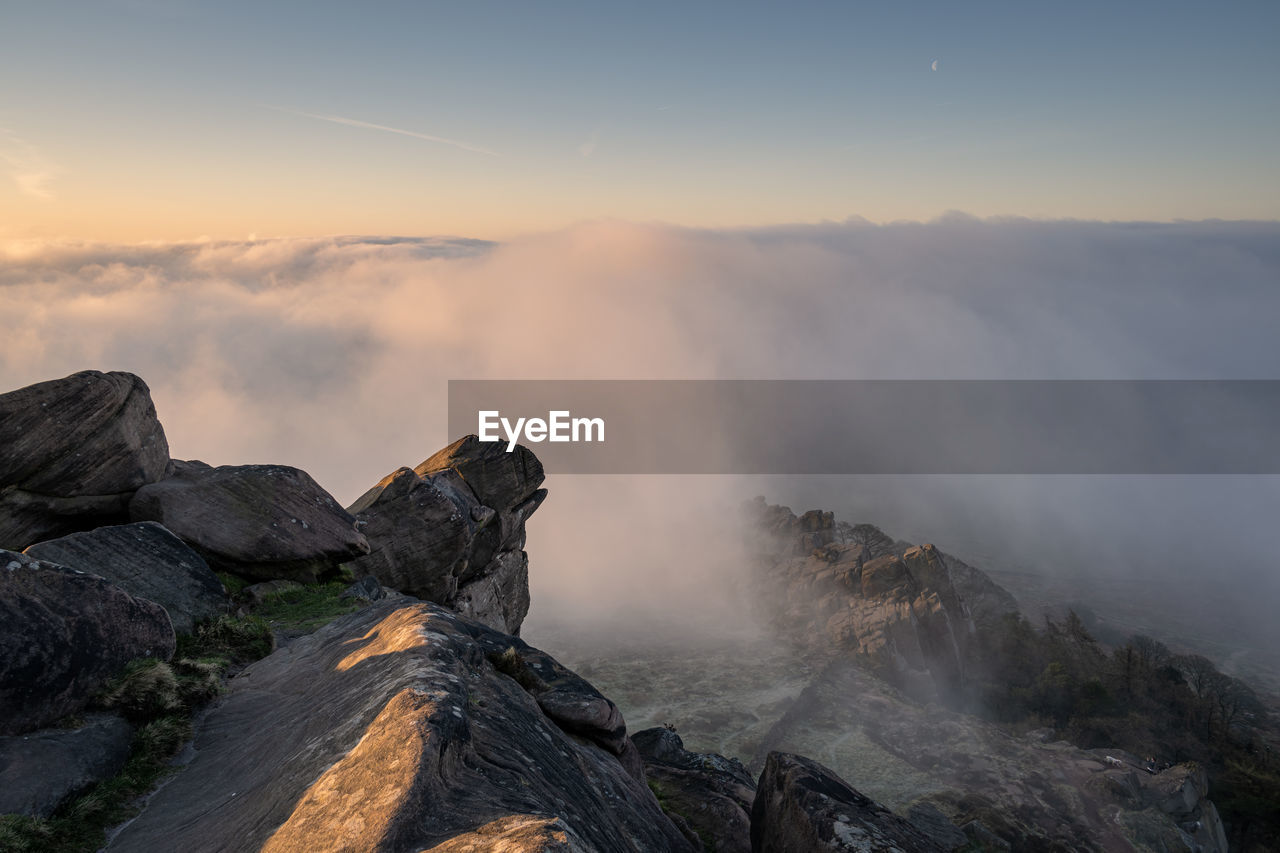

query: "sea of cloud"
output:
4 216 1278 659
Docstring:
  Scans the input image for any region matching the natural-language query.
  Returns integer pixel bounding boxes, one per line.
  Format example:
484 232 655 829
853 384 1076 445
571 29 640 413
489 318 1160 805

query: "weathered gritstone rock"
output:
0 713 134 817
346 436 546 635
633 727 756 853
129 460 369 583
0 370 169 549
108 600 693 853
746 500 1014 702
750 751 946 852
24 521 226 634
0 550 175 735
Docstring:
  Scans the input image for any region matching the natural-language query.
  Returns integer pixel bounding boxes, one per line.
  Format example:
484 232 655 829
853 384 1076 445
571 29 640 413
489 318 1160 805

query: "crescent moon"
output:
931 60 938 72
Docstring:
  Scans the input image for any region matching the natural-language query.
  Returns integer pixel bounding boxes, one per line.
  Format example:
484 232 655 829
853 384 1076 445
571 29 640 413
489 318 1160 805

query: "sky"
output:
2 0 1279 240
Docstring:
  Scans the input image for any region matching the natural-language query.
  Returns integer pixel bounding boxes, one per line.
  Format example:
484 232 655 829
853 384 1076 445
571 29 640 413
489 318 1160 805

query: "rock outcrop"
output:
633 727 756 853
745 500 1017 701
24 521 226 634
0 550 175 734
346 436 546 635
108 600 692 853
751 751 946 852
0 713 133 817
129 461 370 582
0 371 169 549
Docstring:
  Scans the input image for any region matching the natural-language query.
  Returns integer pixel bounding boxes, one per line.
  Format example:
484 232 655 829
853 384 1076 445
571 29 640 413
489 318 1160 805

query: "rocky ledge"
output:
2 370 950 852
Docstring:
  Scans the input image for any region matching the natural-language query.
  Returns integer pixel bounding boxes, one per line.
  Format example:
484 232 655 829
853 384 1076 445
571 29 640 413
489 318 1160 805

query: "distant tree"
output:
846 523 896 558
1176 654 1220 701
1130 634 1171 673
1063 609 1099 652
835 521 855 545
1211 673 1263 741
1174 654 1227 740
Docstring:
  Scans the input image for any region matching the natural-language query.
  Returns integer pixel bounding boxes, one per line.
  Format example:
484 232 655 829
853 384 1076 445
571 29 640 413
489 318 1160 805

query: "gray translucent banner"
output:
447 380 1280 474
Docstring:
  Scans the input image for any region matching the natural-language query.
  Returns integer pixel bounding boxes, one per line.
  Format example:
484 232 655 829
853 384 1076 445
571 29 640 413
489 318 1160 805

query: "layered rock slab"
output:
108 600 692 853
129 461 369 582
0 550 175 735
24 521 226 634
0 370 169 549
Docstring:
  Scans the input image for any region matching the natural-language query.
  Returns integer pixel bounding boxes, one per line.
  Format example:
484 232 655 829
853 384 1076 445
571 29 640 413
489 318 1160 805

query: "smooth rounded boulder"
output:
0 371 169 549
129 461 369 583
0 550 175 735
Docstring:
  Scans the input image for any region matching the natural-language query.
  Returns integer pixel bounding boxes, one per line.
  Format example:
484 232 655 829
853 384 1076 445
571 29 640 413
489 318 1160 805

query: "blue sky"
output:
2 0 1277 239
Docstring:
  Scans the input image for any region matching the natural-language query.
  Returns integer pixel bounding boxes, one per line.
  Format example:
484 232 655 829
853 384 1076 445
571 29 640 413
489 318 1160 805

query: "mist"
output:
3 217 1278 673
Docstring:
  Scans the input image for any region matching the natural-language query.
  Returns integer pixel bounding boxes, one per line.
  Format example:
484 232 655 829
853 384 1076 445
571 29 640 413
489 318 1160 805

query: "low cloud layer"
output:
3 217 1278 660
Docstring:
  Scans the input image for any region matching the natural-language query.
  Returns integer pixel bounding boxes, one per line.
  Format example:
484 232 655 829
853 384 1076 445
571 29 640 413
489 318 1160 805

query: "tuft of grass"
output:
96 660 182 721
0 714 193 853
176 613 273 665
214 571 249 596
250 581 361 634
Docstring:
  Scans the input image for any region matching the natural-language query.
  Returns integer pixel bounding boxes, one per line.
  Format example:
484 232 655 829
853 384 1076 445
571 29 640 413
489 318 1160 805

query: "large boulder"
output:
0 371 169 549
633 727 757 853
108 599 691 853
346 436 546 634
750 752 946 852
0 713 134 817
129 461 369 582
24 521 226 634
0 550 175 735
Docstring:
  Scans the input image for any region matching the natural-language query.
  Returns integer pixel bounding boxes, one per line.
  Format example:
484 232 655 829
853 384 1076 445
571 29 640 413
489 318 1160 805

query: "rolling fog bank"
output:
3 217 1278 682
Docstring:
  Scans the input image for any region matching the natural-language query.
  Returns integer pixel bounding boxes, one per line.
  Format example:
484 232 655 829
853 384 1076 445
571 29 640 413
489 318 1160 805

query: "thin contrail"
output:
269 107 499 157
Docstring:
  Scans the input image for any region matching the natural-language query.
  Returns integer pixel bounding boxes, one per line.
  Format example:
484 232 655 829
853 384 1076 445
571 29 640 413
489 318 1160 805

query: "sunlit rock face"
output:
107 599 692 853
0 371 169 550
345 436 547 635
